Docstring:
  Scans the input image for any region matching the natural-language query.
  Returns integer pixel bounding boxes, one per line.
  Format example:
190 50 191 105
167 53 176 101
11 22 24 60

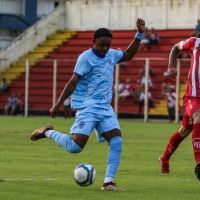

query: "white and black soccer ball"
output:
73 163 96 187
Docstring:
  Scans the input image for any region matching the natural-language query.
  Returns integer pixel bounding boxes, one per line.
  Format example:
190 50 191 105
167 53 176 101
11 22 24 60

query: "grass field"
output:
0 116 199 200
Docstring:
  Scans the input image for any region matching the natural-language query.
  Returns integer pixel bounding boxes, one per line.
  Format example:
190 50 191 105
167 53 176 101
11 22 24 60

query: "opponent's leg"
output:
159 125 191 173
192 110 200 180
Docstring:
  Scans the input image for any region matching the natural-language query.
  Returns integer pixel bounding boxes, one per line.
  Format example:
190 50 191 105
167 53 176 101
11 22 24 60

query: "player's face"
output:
94 37 112 57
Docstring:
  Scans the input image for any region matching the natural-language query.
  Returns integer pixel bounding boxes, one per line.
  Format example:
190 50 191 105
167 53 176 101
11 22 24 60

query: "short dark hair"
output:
93 28 113 41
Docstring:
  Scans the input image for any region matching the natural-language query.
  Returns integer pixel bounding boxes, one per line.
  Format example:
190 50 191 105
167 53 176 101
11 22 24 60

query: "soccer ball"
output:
73 163 96 187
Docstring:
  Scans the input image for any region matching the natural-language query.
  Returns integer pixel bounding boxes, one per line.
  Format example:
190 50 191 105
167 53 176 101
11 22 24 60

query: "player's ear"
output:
93 39 96 44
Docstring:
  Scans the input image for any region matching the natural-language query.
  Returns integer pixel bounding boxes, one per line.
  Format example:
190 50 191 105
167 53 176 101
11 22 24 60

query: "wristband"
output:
135 31 143 40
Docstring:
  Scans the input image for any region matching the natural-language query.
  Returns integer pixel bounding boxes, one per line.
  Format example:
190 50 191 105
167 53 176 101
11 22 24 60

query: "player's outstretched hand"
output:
166 68 177 79
49 104 60 118
136 18 145 33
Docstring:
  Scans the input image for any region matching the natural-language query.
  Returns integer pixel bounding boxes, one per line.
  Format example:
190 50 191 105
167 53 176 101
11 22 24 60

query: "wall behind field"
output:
65 0 200 30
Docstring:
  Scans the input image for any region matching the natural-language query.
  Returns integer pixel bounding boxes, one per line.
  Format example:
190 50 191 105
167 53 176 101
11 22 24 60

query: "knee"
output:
193 110 200 123
68 140 82 153
68 146 82 153
68 148 82 153
179 126 191 138
109 136 123 151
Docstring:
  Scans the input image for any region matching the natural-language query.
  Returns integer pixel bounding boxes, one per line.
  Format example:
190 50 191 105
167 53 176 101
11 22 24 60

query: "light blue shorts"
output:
70 106 120 142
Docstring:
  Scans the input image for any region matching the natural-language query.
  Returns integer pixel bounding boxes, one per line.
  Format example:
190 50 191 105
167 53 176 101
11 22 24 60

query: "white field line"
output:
0 177 69 182
0 177 197 182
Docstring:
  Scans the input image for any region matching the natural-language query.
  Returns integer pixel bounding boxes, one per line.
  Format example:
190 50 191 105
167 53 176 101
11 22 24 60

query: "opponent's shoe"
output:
30 125 54 141
101 182 125 191
159 156 170 174
195 163 200 180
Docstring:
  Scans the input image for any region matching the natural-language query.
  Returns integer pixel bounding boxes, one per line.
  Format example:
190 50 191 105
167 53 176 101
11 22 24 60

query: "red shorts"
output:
182 97 200 129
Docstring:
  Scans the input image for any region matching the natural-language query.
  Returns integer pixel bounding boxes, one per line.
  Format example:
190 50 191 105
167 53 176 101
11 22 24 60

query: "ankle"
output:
45 130 54 138
104 177 113 184
161 155 169 162
103 182 116 187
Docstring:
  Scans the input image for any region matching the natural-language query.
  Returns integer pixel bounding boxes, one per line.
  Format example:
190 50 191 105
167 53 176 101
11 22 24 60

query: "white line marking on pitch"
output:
0 177 68 181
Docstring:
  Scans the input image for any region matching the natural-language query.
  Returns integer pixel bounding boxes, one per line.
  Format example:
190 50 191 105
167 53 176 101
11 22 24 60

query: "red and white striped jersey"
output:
180 37 200 97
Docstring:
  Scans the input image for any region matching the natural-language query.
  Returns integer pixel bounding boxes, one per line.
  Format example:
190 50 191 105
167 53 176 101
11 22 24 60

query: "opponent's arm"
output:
166 38 191 78
50 74 80 117
119 18 145 62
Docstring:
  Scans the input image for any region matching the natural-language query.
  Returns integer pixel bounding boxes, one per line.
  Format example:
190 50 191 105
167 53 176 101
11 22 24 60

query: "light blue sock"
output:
105 136 123 180
48 130 82 153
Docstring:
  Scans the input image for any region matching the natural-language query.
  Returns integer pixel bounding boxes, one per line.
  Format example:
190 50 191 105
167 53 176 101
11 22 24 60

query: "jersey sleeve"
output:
179 37 196 52
112 49 124 64
73 54 91 77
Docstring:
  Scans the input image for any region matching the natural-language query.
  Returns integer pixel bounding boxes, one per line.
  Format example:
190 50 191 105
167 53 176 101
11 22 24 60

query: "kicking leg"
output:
46 130 88 153
30 125 88 153
30 115 97 153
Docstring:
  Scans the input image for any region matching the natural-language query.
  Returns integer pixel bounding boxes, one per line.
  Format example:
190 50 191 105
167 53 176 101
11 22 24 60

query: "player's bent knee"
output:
68 147 82 153
109 136 123 151
67 140 82 153
179 126 192 138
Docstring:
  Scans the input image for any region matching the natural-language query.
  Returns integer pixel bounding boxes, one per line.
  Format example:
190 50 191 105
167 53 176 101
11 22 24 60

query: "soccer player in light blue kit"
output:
31 18 145 191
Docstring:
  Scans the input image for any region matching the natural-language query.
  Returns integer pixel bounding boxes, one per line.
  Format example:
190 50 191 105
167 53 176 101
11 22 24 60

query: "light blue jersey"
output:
71 48 124 110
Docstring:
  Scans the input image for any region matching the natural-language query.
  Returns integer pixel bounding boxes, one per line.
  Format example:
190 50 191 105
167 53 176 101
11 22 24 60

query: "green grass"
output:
0 116 199 200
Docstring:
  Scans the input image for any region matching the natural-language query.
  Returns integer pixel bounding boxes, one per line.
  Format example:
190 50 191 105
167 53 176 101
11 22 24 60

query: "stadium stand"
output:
0 29 193 116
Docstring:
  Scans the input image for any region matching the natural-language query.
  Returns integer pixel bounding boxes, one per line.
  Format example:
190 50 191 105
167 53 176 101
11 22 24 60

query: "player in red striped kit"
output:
159 36 200 180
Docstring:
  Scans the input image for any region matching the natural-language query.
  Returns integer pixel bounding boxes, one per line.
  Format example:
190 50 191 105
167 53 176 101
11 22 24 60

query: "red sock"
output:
192 123 200 163
162 131 184 161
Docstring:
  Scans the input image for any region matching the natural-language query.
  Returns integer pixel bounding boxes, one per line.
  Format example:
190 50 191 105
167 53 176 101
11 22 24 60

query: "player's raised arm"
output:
119 18 145 62
167 38 192 78
166 41 183 78
49 74 80 117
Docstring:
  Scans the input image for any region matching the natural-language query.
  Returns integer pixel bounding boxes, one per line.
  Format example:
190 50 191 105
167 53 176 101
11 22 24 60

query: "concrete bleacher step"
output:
0 31 76 112
0 30 75 84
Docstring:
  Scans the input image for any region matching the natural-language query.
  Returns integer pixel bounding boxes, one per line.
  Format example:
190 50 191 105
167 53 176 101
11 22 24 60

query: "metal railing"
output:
1 57 190 121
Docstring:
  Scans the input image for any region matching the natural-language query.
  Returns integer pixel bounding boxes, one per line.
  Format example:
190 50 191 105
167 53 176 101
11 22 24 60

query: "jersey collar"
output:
92 48 106 58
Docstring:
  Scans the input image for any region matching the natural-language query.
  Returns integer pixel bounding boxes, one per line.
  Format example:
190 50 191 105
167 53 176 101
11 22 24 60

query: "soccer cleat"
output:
30 125 54 141
101 182 125 191
159 156 170 174
195 163 200 180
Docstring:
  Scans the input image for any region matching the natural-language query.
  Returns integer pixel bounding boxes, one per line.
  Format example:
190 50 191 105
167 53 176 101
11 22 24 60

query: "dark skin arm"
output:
119 18 145 62
49 74 80 117
168 45 181 68
166 43 181 78
166 38 193 78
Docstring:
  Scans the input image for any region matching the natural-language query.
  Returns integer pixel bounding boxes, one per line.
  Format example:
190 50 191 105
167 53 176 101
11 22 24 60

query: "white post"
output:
114 64 120 116
24 59 30 117
144 59 149 122
175 59 180 123
52 59 57 106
